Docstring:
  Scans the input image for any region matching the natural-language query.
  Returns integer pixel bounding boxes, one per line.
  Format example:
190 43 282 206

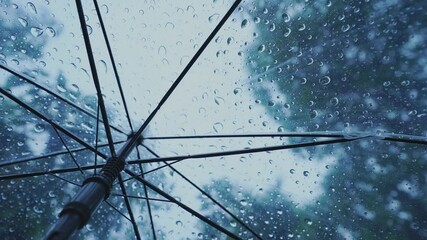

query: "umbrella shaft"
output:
45 157 125 239
45 181 107 239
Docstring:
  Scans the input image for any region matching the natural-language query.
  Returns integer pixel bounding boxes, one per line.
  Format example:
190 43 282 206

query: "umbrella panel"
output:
0 0 426 239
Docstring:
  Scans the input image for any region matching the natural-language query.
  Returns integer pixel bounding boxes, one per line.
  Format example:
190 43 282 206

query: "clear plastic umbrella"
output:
0 0 426 239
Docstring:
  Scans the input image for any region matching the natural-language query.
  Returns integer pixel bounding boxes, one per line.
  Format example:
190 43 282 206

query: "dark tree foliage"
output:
202 0 427 239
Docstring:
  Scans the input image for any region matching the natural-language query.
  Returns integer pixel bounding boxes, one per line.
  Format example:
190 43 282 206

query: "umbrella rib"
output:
135 147 158 240
111 193 171 203
124 169 241 240
50 174 81 187
382 134 427 145
142 160 180 175
0 140 125 168
105 200 132 222
144 132 427 144
128 137 360 165
0 164 105 181
118 174 142 240
93 0 134 131
52 127 85 176
144 132 347 140
141 144 263 239
137 132 426 176
94 104 101 175
0 87 108 159
117 0 242 159
75 0 116 157
0 64 126 135
93 0 159 231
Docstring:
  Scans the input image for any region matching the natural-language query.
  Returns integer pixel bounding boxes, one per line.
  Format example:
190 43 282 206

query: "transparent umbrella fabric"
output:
0 0 426 239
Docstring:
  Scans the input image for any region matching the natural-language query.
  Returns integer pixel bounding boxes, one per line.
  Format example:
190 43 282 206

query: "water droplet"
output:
330 97 339 106
48 191 56 197
258 44 266 52
158 45 167 55
30 27 43 37
269 23 276 32
34 124 45 133
303 171 310 176
401 80 410 86
70 84 79 93
165 22 175 29
95 60 107 73
227 37 234 45
310 110 318 119
282 13 290 22
290 169 295 174
208 13 219 23
175 221 183 227
198 107 206 114
213 122 223 133
284 27 291 37
233 88 241 95
229 221 237 227
319 76 331 85
341 24 350 32
86 25 93 35
241 19 249 28
18 18 28 27
240 199 248 206
305 218 313 225
33 206 44 214
383 81 391 87
56 84 66 93
27 2 37 14
101 4 109 14
277 126 285 132
214 97 224 105
45 27 56 37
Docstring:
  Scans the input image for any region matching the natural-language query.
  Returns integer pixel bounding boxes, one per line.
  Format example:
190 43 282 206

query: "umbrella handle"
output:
45 158 124 240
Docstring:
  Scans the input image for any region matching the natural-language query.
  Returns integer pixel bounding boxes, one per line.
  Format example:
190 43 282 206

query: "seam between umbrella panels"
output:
0 64 127 135
0 87 107 159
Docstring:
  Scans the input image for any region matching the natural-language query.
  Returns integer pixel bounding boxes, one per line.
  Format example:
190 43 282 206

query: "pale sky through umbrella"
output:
4 0 342 238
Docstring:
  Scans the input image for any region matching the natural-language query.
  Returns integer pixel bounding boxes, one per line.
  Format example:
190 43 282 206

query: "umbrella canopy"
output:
0 0 426 239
